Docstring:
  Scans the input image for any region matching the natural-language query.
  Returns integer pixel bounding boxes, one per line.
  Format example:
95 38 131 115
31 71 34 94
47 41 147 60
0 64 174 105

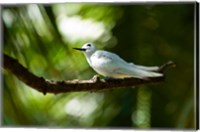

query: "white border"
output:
198 2 200 130
0 0 198 131
0 5 2 127
0 128 197 132
0 0 196 4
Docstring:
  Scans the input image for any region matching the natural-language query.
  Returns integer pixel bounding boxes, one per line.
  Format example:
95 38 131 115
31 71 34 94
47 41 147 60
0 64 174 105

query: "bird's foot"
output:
92 75 101 82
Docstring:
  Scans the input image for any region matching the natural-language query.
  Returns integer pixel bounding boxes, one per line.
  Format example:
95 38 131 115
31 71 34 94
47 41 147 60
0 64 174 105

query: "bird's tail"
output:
140 70 163 77
129 63 159 71
125 63 163 78
133 70 163 80
134 65 159 71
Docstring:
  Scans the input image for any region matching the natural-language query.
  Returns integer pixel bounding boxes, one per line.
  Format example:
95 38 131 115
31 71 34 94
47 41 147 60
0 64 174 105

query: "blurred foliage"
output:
2 3 195 129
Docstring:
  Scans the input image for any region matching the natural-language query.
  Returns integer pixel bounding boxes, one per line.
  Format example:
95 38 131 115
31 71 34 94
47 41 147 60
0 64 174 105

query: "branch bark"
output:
2 54 176 95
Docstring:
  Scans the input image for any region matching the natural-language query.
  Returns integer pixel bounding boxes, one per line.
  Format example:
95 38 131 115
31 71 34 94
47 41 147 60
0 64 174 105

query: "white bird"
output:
73 43 163 80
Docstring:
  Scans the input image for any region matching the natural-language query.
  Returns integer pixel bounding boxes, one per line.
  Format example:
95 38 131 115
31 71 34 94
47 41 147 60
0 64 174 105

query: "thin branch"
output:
2 54 176 95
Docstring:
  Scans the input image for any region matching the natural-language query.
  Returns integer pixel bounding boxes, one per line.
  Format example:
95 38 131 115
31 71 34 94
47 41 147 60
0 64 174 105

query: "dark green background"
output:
2 3 195 129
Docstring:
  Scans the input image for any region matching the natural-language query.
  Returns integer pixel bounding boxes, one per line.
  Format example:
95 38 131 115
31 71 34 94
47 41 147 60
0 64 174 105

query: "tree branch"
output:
2 54 176 95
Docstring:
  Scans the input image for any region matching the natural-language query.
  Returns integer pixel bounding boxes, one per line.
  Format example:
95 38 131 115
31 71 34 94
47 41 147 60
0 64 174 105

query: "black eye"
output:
87 44 91 47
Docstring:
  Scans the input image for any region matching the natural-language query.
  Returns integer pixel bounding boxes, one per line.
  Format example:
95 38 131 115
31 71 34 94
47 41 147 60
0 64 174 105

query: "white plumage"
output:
74 43 163 79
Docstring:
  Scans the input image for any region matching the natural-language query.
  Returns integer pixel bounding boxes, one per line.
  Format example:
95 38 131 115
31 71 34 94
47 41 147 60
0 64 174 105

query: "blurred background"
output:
2 3 195 129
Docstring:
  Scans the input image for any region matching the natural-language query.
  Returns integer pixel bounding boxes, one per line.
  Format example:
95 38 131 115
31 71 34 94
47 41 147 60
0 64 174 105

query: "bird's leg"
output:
92 75 101 82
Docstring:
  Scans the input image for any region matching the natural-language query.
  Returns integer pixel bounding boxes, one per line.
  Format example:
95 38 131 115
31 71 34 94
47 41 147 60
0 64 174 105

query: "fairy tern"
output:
73 43 163 79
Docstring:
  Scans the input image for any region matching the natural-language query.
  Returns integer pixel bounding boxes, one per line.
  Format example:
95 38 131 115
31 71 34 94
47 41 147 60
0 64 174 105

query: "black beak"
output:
73 48 86 51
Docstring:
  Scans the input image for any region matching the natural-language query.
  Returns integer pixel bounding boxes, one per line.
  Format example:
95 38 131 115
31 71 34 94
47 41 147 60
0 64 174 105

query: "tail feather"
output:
118 64 163 79
132 69 163 78
129 63 159 71
135 65 159 71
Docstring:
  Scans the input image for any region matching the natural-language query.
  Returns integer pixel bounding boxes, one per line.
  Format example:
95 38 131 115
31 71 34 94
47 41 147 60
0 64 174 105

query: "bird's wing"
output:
102 51 162 77
91 50 128 73
92 50 163 78
93 50 128 66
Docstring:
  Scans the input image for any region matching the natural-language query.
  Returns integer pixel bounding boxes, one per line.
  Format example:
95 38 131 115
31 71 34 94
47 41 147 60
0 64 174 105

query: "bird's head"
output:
73 42 97 56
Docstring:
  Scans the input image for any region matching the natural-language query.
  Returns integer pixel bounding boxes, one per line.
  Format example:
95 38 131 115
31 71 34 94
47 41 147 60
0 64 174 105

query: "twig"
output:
2 54 175 95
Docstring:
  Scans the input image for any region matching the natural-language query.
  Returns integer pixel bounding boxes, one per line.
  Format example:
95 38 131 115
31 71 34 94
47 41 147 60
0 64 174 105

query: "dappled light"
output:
2 3 195 129
57 15 107 43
